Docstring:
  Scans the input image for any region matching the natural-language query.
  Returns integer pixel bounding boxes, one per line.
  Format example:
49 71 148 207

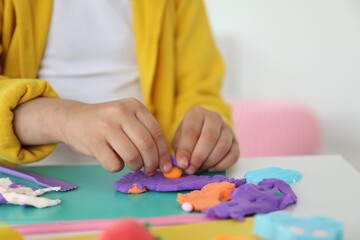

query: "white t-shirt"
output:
36 0 141 165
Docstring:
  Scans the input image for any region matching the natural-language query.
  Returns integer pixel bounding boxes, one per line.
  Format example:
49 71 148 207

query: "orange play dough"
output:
128 184 147 194
177 182 235 211
163 167 182 178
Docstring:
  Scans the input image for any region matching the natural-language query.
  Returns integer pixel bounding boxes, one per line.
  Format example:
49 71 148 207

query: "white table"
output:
228 154 360 240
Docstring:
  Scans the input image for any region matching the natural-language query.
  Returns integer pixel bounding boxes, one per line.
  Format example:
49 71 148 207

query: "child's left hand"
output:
172 106 240 175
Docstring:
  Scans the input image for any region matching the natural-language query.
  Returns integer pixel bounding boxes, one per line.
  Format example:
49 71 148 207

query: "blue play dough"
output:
253 212 343 240
244 167 302 184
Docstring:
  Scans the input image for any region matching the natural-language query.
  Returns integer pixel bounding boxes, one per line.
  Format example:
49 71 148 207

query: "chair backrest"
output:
230 100 322 157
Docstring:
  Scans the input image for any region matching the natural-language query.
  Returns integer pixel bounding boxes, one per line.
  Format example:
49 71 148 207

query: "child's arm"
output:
0 79 58 165
13 97 172 174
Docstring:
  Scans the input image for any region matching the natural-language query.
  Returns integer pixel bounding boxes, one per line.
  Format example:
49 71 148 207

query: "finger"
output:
122 118 159 175
208 140 240 172
135 110 171 173
200 125 233 170
92 141 125 173
174 112 204 169
107 129 143 172
185 114 222 175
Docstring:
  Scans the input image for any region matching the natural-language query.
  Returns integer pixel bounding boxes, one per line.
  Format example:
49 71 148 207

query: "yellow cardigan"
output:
0 0 232 164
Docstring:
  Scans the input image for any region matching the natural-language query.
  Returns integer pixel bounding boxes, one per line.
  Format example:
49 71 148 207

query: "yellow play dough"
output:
0 223 24 240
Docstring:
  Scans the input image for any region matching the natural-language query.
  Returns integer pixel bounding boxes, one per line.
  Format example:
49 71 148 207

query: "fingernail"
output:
179 157 188 168
145 170 156 176
163 161 172 173
186 166 196 175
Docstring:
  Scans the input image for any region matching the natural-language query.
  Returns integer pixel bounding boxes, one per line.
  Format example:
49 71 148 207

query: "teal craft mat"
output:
0 165 224 225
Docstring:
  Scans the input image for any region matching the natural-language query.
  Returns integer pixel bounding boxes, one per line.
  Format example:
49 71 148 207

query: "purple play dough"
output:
0 181 23 205
9 182 23 188
0 193 7 204
170 154 180 168
114 171 246 193
203 178 297 221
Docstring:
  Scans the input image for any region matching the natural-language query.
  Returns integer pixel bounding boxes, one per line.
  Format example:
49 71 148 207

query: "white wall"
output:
205 0 360 170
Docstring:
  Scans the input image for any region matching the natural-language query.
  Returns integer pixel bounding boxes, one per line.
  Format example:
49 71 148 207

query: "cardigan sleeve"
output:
0 1 59 164
170 0 233 137
0 78 59 164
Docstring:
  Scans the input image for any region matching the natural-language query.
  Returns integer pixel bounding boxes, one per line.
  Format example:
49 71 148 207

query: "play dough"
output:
114 171 246 193
0 223 23 240
204 178 297 220
97 219 157 240
253 212 343 240
177 182 236 211
163 167 183 179
0 178 61 208
244 167 302 184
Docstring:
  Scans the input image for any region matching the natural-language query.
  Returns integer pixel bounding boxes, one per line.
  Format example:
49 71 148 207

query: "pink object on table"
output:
230 100 322 157
96 219 156 240
14 214 213 235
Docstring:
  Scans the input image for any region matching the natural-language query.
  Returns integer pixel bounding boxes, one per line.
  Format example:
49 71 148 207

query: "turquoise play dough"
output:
244 167 302 184
253 212 343 240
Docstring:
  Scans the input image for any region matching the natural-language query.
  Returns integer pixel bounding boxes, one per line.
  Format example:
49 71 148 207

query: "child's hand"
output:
61 98 171 175
172 106 240 175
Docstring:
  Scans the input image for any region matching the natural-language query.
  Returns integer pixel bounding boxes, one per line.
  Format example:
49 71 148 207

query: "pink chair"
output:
230 100 322 157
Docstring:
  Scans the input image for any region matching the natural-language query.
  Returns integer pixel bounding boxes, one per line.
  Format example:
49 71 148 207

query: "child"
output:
0 0 239 176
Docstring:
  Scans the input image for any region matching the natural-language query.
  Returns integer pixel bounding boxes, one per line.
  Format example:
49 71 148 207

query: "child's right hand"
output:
14 97 172 175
